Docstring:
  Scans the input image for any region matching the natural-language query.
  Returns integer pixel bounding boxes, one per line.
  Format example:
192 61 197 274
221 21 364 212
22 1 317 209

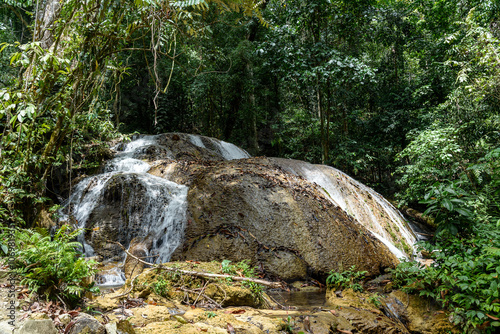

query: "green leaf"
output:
442 198 453 211
454 208 472 217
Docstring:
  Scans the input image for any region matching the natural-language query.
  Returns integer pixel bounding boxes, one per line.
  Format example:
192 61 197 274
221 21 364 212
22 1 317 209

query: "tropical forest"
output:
0 0 499 333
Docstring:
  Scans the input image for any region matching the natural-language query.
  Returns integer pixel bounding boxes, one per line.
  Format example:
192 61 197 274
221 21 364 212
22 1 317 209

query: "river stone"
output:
66 313 105 334
0 321 13 334
170 158 399 280
14 319 58 334
106 320 136 334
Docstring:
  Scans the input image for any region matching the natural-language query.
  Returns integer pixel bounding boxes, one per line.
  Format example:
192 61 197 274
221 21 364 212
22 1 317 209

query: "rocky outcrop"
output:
166 158 398 280
63 133 410 282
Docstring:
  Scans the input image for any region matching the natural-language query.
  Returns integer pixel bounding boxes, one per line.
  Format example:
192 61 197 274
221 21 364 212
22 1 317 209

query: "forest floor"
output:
0 262 460 334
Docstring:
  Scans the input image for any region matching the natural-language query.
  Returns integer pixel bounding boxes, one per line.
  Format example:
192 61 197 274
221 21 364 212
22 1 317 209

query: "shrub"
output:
1 225 99 304
326 266 367 292
390 225 500 332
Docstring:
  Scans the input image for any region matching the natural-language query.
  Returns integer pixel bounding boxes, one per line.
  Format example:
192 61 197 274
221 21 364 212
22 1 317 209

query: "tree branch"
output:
112 241 283 288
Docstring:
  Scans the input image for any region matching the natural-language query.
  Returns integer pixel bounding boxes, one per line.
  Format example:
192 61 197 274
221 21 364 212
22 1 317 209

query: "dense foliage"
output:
0 225 98 304
391 225 500 332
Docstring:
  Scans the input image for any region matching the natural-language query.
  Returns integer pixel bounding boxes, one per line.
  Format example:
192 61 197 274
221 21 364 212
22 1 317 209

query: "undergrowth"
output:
390 225 500 333
0 225 99 305
326 265 367 292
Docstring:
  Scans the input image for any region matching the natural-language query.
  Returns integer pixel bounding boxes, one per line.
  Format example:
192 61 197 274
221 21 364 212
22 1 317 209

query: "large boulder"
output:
169 158 398 280
63 133 405 281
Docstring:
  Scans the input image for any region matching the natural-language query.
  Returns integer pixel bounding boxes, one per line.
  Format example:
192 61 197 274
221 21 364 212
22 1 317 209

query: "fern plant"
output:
326 266 367 292
3 225 98 304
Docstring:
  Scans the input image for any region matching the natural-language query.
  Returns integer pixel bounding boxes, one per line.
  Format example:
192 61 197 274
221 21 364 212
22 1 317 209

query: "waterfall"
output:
60 133 417 286
188 134 251 160
60 135 188 285
272 158 416 259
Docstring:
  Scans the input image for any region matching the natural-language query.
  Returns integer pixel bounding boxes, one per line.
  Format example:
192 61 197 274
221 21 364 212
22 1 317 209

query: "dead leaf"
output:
486 314 500 321
370 309 381 315
68 310 80 317
92 227 100 231
330 310 338 317
64 320 76 334
337 328 353 334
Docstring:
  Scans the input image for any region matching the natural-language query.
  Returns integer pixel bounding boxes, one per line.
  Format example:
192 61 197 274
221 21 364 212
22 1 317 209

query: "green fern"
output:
485 247 500 257
1 225 98 304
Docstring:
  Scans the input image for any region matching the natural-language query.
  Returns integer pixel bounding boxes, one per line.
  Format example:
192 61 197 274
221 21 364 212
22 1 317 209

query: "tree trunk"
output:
35 0 62 48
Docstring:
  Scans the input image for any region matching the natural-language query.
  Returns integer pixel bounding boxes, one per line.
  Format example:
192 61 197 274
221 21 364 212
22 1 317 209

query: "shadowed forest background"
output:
0 0 499 332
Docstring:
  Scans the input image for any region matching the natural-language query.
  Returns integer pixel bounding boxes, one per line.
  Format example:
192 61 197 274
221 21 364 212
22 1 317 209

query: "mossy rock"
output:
128 261 266 308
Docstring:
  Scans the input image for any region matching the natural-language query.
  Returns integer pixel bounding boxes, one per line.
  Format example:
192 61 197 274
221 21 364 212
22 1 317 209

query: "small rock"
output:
105 322 118 334
59 313 71 325
66 313 105 334
117 320 136 334
14 319 58 334
30 313 50 320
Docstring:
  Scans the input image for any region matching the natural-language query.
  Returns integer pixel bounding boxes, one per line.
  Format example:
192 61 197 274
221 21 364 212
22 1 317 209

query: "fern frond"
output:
485 247 500 257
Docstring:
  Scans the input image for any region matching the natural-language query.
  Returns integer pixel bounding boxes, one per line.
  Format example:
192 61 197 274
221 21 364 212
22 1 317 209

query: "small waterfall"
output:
272 158 416 258
60 135 188 285
188 134 251 160
95 266 126 288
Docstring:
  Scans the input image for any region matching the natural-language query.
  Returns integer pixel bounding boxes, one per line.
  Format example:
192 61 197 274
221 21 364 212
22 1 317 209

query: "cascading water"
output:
188 134 251 160
272 158 417 259
60 133 417 286
60 135 188 286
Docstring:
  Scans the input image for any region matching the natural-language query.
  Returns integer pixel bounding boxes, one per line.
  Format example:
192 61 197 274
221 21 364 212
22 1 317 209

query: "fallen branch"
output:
179 286 222 309
112 241 283 288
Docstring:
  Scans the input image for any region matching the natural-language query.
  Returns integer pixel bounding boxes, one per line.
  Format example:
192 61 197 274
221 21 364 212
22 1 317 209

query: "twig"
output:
193 280 209 306
111 242 282 288
110 271 146 299
179 287 222 309
265 292 287 310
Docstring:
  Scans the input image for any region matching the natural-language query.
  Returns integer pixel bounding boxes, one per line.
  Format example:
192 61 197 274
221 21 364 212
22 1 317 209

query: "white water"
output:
188 134 251 160
95 266 126 287
60 135 188 286
273 158 416 259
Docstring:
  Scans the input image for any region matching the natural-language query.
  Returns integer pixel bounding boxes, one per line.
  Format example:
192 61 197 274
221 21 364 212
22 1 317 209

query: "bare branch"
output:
112 241 283 288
